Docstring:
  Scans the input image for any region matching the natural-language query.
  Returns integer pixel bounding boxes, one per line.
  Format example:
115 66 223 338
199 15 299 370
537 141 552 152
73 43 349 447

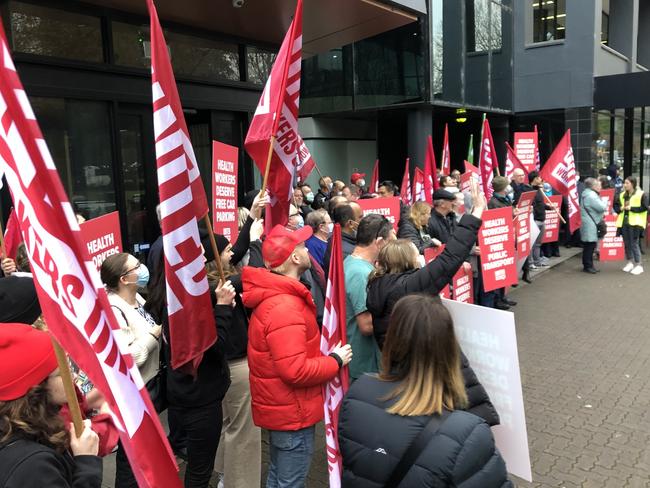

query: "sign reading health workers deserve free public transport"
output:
212 141 239 242
541 195 562 243
443 298 532 482
478 207 517 292
357 196 401 232
515 191 537 259
79 211 123 271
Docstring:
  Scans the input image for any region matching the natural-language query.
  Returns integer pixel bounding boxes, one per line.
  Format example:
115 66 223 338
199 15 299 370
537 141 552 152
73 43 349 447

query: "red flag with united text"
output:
413 167 426 202
540 129 581 233
0 21 180 488
400 158 412 206
2 208 21 259
148 0 217 374
320 224 349 488
441 123 451 175
369 159 380 193
245 0 313 229
424 135 439 204
479 118 499 200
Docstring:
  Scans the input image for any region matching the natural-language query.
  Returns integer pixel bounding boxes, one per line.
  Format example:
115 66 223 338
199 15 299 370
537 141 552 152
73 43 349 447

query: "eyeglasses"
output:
121 262 141 277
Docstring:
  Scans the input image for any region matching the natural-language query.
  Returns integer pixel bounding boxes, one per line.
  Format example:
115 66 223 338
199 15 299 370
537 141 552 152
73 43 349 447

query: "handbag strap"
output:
384 411 451 488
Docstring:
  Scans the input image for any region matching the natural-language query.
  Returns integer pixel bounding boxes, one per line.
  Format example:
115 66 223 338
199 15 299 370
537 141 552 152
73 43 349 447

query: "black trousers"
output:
582 241 596 270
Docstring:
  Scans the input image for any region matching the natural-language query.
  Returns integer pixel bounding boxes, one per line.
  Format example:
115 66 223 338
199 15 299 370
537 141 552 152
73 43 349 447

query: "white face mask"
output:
327 222 334 234
357 179 366 188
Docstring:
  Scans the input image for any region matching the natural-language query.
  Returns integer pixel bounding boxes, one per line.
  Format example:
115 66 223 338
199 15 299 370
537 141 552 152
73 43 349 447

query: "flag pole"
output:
260 135 276 196
51 338 84 437
202 214 226 284
0 216 5 257
540 189 566 224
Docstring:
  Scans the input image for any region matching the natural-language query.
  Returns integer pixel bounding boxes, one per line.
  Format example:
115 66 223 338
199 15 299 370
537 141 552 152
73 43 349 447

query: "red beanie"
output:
0 323 58 401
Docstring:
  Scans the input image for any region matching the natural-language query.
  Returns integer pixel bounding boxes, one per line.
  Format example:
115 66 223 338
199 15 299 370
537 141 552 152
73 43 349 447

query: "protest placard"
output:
452 266 473 303
444 298 532 482
599 188 615 215
515 191 536 259
599 214 625 261
478 207 517 291
461 161 481 194
357 196 401 232
79 211 123 270
424 245 451 298
514 132 537 173
212 141 239 242
541 195 562 243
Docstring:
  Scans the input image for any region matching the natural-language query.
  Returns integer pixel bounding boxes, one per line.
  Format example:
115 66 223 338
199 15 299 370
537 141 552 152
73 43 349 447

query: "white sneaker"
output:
631 265 644 275
623 261 634 272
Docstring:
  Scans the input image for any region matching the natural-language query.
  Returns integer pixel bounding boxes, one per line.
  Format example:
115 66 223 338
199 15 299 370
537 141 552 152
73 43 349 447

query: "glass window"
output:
593 111 611 169
632 108 642 180
601 12 609 45
431 0 443 98
247 47 276 84
10 1 103 62
467 0 502 53
532 0 566 43
301 46 353 114
643 108 650 192
613 109 625 169
112 22 239 80
30 97 116 219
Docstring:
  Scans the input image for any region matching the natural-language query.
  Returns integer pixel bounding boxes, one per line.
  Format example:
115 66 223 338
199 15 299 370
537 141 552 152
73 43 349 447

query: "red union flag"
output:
424 135 439 204
479 118 499 200
505 142 529 184
0 24 180 488
540 130 581 233
400 157 412 205
3 207 21 259
441 123 451 175
245 0 313 228
149 0 216 373
369 159 380 193
320 224 349 488
413 166 425 202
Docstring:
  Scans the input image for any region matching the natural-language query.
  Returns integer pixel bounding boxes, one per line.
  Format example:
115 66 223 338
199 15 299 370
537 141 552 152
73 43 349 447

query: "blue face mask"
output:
305 192 314 203
295 215 305 229
132 264 149 287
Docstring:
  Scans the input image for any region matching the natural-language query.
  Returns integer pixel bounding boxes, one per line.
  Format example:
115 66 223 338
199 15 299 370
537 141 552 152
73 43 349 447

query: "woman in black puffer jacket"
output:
339 295 511 488
366 189 499 426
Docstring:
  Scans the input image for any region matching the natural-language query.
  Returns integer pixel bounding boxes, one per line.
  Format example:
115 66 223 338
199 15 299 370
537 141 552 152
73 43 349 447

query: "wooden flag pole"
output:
51 339 84 438
260 135 276 196
540 189 566 224
0 216 5 258
203 214 226 284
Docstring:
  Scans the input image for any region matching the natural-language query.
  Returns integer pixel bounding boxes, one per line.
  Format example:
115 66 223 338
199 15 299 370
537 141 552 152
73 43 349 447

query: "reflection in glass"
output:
30 97 116 219
247 47 277 84
301 46 353 114
633 108 642 180
431 0 443 97
592 111 611 169
613 109 625 169
532 0 566 42
468 0 502 52
643 108 650 192
10 1 103 62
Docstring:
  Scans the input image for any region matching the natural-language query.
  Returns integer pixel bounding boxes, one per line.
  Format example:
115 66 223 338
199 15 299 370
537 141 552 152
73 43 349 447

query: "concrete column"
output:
407 107 433 169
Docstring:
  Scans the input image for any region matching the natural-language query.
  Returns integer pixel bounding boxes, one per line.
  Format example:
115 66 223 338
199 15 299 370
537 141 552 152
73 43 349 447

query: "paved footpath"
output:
103 252 650 487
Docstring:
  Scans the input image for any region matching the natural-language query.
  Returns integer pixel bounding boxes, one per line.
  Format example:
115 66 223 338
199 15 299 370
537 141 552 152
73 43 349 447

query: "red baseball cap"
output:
351 172 366 184
262 225 313 268
0 323 58 401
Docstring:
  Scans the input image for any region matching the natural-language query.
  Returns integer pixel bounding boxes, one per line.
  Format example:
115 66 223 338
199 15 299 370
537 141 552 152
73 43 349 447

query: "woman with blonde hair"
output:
397 201 440 254
338 295 511 487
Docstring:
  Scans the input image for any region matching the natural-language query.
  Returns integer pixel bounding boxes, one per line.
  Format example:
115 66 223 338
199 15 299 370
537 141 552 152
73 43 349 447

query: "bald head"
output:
513 168 525 184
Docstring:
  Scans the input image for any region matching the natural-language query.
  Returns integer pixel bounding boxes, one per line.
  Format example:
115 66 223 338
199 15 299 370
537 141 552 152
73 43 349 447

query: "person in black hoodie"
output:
366 185 500 426
0 323 102 488
339 295 511 487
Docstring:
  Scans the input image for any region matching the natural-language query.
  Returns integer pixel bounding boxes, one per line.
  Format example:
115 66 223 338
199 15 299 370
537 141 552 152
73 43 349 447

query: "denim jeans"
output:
267 425 315 488
532 220 545 265
622 226 642 264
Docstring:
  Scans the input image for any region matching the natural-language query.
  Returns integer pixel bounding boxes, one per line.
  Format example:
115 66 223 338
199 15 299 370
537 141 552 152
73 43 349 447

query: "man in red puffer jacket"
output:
242 224 352 488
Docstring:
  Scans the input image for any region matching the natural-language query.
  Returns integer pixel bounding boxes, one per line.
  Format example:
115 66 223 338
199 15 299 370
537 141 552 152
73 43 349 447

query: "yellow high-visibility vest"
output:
616 190 647 228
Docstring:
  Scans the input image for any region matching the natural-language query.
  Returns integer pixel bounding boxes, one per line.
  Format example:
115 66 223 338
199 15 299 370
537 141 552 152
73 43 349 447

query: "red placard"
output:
599 189 615 215
460 161 481 194
515 191 537 258
541 195 563 243
357 196 401 232
478 207 517 292
79 211 123 270
514 132 538 173
212 141 239 242
452 266 473 304
424 244 450 298
599 215 625 261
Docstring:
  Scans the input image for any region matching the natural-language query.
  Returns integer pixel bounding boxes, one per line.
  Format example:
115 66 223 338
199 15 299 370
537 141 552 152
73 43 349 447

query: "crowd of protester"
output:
0 163 646 488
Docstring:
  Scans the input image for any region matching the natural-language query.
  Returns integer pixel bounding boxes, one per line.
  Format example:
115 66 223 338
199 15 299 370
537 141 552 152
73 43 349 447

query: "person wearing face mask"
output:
299 184 316 211
351 172 366 191
293 187 312 218
313 176 333 210
305 209 332 268
100 253 161 488
322 203 362 278
288 204 305 230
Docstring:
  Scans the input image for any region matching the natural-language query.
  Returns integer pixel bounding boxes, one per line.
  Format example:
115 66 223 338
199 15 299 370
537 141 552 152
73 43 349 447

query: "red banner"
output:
452 266 473 304
320 224 349 487
478 207 517 292
423 135 438 204
505 142 529 183
357 197 401 232
413 166 425 202
424 245 451 298
599 215 625 261
212 141 239 242
514 131 538 173
369 159 380 193
599 189 615 214
540 130 581 233
541 195 563 243
400 158 412 206
2 208 21 259
479 118 499 200
441 123 451 175
80 212 123 270
461 161 481 194
515 191 536 258
0 19 180 487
